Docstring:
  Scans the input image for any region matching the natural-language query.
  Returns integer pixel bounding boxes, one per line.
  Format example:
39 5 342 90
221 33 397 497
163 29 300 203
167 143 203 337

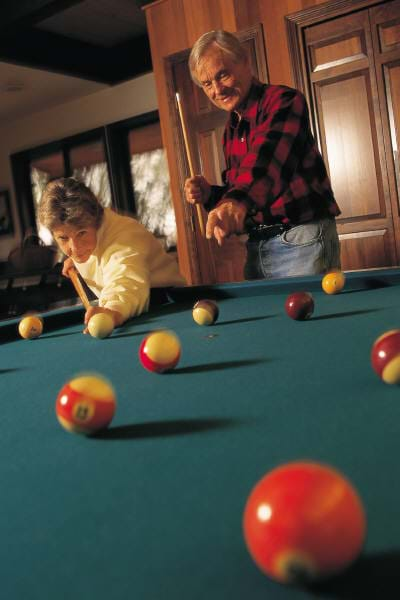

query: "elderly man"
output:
184 30 341 279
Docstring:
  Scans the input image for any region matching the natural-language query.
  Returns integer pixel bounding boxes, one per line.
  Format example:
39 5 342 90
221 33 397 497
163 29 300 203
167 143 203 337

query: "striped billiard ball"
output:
56 373 116 435
371 329 400 384
139 330 181 373
192 299 219 326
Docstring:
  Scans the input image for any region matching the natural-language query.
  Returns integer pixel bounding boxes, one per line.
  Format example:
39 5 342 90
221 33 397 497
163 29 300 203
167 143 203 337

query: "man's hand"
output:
62 257 75 277
206 200 247 246
184 175 211 205
83 306 123 334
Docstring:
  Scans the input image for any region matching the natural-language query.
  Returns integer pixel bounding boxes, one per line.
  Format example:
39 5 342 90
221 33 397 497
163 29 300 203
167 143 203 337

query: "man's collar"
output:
229 78 265 127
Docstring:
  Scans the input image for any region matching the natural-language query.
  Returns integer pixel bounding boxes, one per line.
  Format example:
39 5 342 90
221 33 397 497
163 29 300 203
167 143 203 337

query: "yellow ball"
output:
88 313 114 339
18 316 43 339
322 271 346 295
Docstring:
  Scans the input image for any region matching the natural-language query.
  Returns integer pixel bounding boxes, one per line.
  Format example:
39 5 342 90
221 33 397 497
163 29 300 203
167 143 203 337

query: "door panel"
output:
371 0 400 262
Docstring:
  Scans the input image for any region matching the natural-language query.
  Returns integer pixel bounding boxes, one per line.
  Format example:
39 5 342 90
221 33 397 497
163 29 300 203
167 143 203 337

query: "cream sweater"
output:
74 208 185 322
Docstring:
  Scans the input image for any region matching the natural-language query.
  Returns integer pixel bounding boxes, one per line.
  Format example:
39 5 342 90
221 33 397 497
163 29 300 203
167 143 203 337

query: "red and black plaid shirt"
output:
206 80 341 227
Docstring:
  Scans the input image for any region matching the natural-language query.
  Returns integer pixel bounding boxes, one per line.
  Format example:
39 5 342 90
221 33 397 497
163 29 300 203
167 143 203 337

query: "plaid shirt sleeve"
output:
206 84 340 226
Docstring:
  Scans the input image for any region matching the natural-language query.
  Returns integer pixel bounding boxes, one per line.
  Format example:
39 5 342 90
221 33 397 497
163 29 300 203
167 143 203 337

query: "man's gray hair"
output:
189 30 247 86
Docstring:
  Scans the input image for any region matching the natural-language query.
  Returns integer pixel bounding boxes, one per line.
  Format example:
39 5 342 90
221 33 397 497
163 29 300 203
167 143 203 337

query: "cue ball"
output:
243 461 366 584
18 315 43 339
192 299 219 326
139 330 181 373
88 313 114 338
285 292 314 320
322 271 346 295
55 373 116 435
371 329 400 384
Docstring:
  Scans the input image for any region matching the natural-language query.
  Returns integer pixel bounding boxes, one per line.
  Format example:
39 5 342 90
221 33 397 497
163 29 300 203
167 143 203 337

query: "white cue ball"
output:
88 313 114 339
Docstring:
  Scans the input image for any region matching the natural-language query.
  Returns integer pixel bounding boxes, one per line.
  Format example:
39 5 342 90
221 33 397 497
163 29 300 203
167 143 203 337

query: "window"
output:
10 111 177 252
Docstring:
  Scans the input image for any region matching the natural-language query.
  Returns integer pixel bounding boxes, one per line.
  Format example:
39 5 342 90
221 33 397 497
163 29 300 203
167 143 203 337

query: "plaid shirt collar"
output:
228 78 266 129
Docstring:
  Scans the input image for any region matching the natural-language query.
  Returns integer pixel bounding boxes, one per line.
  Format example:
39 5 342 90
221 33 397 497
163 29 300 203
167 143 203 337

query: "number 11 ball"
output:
56 374 116 435
371 329 400 384
243 461 366 584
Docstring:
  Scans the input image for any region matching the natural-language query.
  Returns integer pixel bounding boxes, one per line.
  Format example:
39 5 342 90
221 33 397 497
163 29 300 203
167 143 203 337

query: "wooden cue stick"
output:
175 92 205 237
68 267 91 310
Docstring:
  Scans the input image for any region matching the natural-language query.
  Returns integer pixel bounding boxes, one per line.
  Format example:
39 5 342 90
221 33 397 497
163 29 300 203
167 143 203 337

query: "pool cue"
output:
175 92 205 237
68 267 91 310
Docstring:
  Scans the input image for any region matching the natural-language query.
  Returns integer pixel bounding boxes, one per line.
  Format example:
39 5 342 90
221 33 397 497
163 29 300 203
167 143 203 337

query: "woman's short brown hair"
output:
38 177 104 231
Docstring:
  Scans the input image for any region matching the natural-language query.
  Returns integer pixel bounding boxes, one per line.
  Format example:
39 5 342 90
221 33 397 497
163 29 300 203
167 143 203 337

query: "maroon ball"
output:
285 292 314 321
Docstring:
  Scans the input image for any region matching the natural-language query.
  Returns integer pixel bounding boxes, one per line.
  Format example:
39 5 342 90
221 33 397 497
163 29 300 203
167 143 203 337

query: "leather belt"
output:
247 224 292 242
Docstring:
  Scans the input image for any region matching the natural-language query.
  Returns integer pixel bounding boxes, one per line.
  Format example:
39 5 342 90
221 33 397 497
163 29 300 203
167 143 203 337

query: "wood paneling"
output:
319 75 381 218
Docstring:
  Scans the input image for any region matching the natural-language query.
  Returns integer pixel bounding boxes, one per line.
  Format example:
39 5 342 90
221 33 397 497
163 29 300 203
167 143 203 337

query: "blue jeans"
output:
244 218 341 280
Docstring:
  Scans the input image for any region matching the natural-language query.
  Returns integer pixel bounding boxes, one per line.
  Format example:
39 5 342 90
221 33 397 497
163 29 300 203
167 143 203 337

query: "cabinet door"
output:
305 7 399 270
172 26 268 284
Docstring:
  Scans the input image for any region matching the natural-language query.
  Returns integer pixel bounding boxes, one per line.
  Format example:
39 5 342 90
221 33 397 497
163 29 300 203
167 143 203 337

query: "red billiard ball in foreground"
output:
192 299 219 326
285 292 314 321
371 329 400 384
322 271 346 295
139 330 181 373
56 374 116 435
243 461 366 584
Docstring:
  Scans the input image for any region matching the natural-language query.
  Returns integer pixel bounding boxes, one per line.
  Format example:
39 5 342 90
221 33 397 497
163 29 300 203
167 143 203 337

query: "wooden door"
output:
304 3 400 270
370 0 400 263
169 26 268 284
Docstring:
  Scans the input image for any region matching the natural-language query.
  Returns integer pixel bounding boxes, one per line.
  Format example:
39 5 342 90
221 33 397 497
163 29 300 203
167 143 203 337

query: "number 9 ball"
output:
56 374 116 435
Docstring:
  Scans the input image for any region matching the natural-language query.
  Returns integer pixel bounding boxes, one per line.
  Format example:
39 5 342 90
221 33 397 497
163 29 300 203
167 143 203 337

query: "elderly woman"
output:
39 177 184 331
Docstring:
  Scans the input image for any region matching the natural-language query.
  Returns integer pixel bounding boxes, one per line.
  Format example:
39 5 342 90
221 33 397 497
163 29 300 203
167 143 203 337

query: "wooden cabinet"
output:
303 0 400 270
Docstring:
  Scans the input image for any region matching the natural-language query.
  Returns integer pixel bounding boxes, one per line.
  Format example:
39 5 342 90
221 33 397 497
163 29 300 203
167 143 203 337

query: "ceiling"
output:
0 0 154 122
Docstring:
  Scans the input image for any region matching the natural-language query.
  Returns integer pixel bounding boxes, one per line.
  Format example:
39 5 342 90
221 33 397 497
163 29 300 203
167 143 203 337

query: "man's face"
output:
195 43 253 113
52 223 97 263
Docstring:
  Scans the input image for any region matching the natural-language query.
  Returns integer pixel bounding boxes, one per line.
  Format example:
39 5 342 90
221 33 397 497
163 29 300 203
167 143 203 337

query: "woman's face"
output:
52 223 97 263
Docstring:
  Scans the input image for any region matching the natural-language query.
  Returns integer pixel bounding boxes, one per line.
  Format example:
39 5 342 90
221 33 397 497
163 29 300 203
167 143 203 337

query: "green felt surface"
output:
1 270 400 599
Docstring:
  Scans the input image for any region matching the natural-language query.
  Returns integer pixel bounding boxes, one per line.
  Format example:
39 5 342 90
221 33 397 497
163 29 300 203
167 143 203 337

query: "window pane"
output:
70 140 112 208
30 152 64 245
128 123 177 249
130 148 177 249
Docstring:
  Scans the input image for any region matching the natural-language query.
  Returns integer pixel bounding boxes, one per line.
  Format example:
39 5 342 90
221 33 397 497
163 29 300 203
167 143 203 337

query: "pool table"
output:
1 268 400 600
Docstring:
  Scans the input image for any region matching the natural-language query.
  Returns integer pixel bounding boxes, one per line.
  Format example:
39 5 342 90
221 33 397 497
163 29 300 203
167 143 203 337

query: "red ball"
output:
371 329 400 384
243 461 366 584
139 330 181 373
56 374 116 435
285 292 314 320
